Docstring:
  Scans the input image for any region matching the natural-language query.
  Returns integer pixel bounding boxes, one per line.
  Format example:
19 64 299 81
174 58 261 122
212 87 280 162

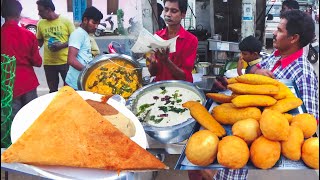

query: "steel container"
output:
126 80 206 144
195 62 211 75
78 54 143 92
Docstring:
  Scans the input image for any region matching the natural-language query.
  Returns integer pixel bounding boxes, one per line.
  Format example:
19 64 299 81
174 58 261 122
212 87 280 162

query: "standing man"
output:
157 3 166 30
147 0 198 83
253 10 318 121
65 6 103 90
280 0 299 13
1 0 42 119
36 0 75 93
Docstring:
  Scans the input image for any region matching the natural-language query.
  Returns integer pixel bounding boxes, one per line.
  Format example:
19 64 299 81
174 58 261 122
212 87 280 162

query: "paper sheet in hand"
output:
131 28 178 53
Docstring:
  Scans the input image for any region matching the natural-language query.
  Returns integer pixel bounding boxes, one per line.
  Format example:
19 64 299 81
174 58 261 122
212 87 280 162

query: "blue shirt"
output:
66 27 92 90
258 49 319 121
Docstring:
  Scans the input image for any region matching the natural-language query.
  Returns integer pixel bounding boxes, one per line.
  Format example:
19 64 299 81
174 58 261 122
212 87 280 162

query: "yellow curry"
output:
85 59 141 99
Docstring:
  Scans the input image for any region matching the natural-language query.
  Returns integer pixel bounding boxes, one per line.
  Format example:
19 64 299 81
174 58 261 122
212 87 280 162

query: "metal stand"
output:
207 39 240 75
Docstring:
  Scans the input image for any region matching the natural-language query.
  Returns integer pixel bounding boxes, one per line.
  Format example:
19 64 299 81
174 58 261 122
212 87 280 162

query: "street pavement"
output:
3 25 319 180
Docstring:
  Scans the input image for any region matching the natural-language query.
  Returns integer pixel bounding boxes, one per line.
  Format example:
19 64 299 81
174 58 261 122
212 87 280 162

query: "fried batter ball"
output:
217 136 249 169
232 118 261 145
301 137 319 169
281 126 304 161
290 113 317 138
185 130 219 166
260 109 289 141
250 136 281 169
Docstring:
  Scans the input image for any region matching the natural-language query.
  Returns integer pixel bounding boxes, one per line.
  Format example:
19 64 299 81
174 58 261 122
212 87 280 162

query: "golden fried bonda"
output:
217 136 249 169
260 109 289 141
250 136 281 169
232 119 261 145
302 137 319 169
281 126 304 161
290 113 317 138
186 130 219 166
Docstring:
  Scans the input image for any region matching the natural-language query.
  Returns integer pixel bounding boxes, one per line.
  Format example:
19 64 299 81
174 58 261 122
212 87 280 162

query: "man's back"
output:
1 20 42 98
1 20 41 67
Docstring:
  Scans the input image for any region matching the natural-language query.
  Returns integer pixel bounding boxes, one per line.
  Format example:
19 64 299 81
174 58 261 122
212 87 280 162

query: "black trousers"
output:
44 64 69 93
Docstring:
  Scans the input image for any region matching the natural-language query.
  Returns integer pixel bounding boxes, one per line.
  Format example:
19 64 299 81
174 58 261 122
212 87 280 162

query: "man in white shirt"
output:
65 6 103 90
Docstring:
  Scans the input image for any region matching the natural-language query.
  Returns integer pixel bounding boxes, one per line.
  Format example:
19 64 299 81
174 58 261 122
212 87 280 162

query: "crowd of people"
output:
1 0 318 179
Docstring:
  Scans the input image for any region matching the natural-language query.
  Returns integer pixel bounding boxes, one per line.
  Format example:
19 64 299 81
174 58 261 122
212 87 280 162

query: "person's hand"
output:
255 69 275 78
144 51 157 67
237 55 244 76
49 41 63 52
155 47 170 63
211 76 228 92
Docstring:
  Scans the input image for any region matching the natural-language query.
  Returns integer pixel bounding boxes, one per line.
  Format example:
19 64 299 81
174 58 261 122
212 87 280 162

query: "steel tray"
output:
175 79 315 170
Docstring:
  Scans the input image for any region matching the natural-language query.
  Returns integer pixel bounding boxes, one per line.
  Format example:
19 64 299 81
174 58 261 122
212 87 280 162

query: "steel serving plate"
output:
126 80 206 144
175 79 313 170
78 53 143 92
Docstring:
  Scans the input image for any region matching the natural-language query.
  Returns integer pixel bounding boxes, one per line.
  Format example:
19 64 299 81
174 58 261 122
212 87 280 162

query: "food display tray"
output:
175 79 315 170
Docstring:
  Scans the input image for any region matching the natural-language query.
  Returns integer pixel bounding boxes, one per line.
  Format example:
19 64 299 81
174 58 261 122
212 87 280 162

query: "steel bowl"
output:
195 62 211 75
126 80 206 144
78 54 143 96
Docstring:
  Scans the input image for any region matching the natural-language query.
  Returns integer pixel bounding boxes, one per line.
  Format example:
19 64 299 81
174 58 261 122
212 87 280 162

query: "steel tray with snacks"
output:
175 79 316 170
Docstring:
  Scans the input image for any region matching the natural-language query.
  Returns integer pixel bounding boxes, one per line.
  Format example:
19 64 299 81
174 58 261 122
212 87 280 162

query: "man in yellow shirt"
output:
36 0 75 93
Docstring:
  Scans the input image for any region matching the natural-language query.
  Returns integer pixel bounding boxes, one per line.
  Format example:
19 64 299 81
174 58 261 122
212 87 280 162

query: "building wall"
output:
19 0 143 29
195 0 211 32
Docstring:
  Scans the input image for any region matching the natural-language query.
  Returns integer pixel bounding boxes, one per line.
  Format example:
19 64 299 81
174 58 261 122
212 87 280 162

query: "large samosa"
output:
1 86 167 171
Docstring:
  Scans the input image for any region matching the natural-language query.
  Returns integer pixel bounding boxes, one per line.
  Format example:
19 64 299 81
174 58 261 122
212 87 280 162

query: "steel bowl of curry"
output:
78 54 143 99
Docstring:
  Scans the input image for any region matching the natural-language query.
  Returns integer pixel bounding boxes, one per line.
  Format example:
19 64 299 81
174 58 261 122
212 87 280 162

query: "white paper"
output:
131 28 178 53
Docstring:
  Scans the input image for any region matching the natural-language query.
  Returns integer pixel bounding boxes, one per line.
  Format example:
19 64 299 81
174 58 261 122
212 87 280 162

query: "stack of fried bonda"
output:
184 74 318 170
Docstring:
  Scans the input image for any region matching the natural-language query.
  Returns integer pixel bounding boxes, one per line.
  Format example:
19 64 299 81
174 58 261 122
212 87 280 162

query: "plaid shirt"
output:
258 49 319 120
214 169 248 180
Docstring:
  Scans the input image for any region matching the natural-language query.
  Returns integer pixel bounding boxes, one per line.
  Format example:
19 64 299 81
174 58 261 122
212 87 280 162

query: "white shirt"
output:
65 27 92 90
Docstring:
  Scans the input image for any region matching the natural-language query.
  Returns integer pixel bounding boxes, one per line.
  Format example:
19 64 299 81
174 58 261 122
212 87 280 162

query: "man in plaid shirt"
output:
211 10 318 180
253 10 318 121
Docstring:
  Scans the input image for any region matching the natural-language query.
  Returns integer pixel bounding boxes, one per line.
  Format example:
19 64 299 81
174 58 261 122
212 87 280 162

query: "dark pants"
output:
11 89 38 120
44 64 69 93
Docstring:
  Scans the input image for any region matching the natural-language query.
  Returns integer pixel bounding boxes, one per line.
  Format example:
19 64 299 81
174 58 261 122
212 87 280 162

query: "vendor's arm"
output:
156 48 186 80
251 64 275 78
67 46 84 71
211 76 228 92
155 37 198 81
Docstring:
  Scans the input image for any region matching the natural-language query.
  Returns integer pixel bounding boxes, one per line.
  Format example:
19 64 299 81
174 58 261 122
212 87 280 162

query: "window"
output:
107 0 119 14
67 0 92 12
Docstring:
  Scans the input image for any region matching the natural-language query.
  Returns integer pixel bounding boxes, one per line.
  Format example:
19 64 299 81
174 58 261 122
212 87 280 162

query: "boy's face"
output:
241 51 258 62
